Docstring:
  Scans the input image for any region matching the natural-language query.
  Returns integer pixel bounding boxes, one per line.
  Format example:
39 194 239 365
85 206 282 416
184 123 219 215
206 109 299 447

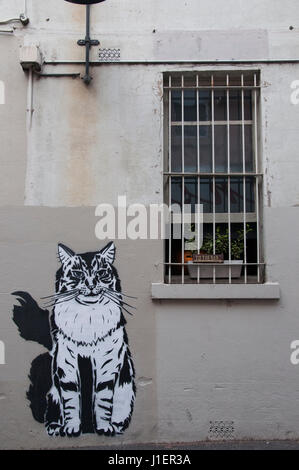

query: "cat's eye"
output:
97 270 111 282
72 270 84 279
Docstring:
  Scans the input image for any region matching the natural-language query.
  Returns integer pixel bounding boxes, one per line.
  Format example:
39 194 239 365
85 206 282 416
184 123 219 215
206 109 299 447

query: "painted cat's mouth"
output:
75 293 101 305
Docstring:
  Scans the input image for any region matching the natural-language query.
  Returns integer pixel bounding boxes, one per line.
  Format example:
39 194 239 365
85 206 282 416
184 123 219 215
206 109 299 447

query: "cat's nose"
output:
85 279 97 289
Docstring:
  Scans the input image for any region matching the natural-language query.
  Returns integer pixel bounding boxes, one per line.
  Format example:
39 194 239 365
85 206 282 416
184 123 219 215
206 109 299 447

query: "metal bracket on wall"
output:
34 71 81 79
77 5 99 84
0 13 29 26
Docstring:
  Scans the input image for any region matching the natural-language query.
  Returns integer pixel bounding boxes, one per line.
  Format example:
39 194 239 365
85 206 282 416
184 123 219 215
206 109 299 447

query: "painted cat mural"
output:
13 242 136 437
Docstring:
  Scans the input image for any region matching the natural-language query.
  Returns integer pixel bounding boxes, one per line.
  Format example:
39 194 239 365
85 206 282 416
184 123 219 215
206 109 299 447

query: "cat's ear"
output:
98 241 116 265
58 243 75 265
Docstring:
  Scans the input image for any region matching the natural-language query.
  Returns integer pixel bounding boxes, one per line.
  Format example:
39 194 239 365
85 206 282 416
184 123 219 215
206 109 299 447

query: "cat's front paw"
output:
46 423 63 437
60 421 81 437
95 422 116 437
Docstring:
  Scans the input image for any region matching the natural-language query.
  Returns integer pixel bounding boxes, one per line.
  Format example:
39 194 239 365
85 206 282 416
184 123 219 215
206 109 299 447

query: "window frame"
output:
163 70 265 286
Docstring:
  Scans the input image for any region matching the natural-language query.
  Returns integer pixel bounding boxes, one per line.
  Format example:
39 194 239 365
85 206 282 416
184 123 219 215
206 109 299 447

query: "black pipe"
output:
84 5 91 84
77 5 99 85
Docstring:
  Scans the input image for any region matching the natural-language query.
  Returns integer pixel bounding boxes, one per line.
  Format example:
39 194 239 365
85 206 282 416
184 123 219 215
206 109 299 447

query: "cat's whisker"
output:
42 290 79 308
102 292 120 305
42 297 75 307
102 287 136 304
41 289 79 301
101 289 123 301
44 294 79 308
102 289 136 310
103 287 137 300
119 305 134 316
102 293 134 316
42 289 79 298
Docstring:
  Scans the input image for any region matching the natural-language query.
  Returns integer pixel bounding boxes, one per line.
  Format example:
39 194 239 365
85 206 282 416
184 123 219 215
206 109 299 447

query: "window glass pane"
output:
229 90 252 121
214 90 227 121
171 90 182 122
243 74 254 86
230 177 243 212
215 125 227 172
245 177 255 212
229 90 242 120
230 125 242 172
184 126 197 172
199 90 211 121
245 222 257 276
200 178 212 213
184 177 197 213
215 178 228 212
184 75 196 87
214 75 227 86
171 126 182 172
198 178 256 214
244 91 252 120
184 90 196 121
198 75 211 86
170 75 181 87
230 177 255 212
245 125 253 172
171 177 182 208
229 75 241 86
199 125 212 172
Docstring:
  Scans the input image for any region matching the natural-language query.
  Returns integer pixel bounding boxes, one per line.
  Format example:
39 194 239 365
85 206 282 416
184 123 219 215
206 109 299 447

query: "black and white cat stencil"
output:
12 242 136 437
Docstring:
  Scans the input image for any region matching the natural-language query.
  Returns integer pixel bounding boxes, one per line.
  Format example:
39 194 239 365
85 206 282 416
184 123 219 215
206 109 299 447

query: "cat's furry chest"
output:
53 296 121 345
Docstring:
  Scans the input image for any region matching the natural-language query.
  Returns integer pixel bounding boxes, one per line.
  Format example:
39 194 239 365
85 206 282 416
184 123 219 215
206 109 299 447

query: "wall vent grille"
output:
99 48 120 62
209 420 235 440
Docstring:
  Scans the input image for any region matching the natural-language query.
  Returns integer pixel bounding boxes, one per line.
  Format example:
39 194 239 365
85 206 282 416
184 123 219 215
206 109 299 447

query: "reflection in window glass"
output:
171 177 182 208
215 126 227 172
171 90 182 122
230 178 255 212
199 126 212 172
230 90 252 121
230 125 242 172
215 178 228 213
200 178 212 213
184 126 197 172
245 125 253 172
244 91 252 120
199 90 211 121
199 178 255 214
229 90 242 120
184 90 196 121
171 126 182 172
214 90 227 121
184 178 197 213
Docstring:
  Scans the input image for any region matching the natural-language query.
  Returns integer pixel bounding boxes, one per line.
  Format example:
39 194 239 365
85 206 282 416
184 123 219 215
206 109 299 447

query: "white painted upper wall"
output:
1 0 299 208
2 0 299 60
3 0 297 32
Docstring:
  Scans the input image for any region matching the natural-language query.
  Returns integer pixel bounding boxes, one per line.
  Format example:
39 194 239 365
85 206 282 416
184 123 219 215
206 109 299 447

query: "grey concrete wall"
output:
0 208 160 448
0 0 299 448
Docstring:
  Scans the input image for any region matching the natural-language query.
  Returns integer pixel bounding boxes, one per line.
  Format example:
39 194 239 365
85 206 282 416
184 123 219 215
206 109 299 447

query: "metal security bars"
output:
163 71 263 285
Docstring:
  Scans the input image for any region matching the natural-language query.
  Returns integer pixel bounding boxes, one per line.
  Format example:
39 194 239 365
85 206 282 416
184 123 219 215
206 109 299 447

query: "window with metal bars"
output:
163 71 263 285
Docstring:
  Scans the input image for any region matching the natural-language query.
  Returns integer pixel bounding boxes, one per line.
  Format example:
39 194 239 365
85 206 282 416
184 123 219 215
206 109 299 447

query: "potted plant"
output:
187 225 252 279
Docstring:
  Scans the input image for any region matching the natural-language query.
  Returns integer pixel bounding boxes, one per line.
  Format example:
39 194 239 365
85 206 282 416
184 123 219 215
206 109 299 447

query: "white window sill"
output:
151 283 280 300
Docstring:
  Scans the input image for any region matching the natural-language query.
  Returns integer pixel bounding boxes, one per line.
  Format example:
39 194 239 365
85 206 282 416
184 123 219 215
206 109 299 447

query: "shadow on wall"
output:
12 291 53 423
